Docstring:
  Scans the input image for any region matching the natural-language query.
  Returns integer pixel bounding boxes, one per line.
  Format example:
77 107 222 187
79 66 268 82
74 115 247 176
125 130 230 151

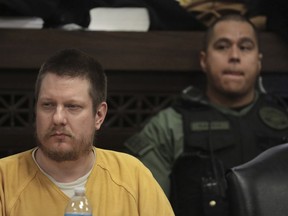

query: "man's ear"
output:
200 51 207 73
95 102 108 130
258 53 263 71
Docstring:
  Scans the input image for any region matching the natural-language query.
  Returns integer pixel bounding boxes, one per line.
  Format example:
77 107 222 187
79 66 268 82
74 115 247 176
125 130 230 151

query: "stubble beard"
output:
35 129 95 162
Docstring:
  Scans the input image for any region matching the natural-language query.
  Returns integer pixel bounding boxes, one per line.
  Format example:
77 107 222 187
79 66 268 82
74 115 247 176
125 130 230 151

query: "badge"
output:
259 107 288 130
191 121 230 131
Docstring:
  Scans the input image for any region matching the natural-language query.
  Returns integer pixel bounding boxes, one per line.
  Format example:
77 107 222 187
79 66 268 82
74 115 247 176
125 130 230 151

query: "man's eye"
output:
66 104 80 110
42 103 54 108
40 102 55 111
239 40 255 51
239 44 253 51
215 43 229 50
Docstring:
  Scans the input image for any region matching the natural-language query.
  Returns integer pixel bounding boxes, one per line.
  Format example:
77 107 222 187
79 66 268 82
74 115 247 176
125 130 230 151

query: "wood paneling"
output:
0 29 288 72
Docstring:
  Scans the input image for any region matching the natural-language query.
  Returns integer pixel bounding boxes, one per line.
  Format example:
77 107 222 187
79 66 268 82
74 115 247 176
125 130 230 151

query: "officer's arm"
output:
124 107 183 196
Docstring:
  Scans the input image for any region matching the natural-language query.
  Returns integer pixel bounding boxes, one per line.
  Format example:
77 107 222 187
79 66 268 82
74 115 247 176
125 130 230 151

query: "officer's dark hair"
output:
35 48 107 114
202 14 260 51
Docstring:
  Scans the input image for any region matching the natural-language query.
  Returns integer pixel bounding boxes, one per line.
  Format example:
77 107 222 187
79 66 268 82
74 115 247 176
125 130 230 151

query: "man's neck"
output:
34 148 95 183
206 90 256 109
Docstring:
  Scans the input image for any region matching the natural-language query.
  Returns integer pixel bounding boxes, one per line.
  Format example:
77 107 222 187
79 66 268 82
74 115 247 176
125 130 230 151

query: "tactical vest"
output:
170 93 288 216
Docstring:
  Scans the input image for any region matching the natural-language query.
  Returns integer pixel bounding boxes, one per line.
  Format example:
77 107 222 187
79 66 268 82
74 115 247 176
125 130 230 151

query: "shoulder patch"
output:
124 135 153 156
259 107 288 130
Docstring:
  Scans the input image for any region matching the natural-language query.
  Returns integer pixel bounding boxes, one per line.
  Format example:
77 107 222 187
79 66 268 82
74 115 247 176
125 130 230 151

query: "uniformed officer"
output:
124 14 288 216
